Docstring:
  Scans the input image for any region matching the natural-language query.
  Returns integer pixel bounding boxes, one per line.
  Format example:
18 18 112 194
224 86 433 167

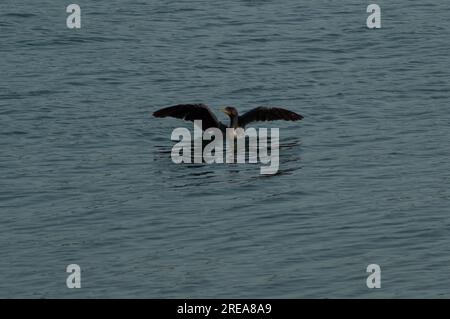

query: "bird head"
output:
220 106 238 118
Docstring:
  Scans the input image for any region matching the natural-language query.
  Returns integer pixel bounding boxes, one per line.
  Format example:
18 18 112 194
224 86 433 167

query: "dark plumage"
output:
153 104 303 131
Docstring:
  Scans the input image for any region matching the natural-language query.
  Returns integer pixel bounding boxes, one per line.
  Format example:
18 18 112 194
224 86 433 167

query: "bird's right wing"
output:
153 104 222 130
238 106 304 127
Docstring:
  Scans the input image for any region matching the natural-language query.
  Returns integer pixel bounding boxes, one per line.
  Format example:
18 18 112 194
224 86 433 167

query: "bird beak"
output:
220 108 229 115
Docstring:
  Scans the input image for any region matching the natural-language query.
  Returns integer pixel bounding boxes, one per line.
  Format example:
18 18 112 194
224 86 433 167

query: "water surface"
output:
1 0 450 298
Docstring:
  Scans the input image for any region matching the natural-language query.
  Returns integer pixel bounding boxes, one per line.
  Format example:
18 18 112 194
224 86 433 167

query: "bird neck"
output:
229 115 238 128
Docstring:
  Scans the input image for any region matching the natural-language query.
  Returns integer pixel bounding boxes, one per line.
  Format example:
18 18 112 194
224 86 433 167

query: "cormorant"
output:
153 104 303 131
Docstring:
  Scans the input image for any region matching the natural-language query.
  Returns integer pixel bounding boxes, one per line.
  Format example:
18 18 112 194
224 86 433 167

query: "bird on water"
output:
153 104 304 132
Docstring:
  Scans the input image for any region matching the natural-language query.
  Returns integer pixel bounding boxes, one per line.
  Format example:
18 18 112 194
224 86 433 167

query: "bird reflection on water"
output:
154 135 302 181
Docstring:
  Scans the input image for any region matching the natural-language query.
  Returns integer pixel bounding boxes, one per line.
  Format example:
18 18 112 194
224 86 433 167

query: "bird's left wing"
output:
238 106 303 127
153 103 222 130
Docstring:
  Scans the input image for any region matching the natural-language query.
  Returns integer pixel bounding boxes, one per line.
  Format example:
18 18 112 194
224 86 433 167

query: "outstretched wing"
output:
238 106 303 127
153 104 222 130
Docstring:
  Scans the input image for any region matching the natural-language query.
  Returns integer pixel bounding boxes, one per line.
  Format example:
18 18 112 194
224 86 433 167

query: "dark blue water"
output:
1 0 450 298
